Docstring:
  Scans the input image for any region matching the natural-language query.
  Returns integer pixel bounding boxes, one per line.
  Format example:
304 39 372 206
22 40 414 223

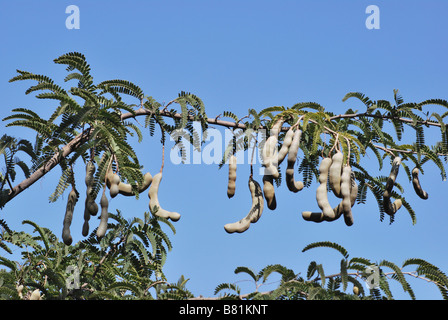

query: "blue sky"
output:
1 0 448 299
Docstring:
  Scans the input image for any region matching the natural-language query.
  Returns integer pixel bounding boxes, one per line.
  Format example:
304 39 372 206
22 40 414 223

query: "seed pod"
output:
303 168 358 224
117 172 153 196
148 172 181 221
317 157 335 220
412 167 428 200
30 289 41 300
384 197 402 216
96 191 109 238
277 127 295 165
329 151 344 198
383 156 402 216
62 187 79 245
82 161 96 236
262 120 283 179
224 176 264 233
383 157 401 198
109 173 120 198
285 129 304 193
340 165 354 226
106 170 153 197
262 173 277 210
227 155 237 198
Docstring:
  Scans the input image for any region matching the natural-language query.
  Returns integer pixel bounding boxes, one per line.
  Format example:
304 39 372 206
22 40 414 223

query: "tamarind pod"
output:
109 173 120 198
317 158 336 220
85 161 95 186
329 151 344 198
383 196 402 216
96 191 109 238
106 171 153 197
227 155 237 198
82 161 96 236
277 128 295 165
303 171 358 224
62 187 79 245
30 289 41 300
412 167 429 200
117 172 153 196
262 120 283 179
262 173 277 210
285 129 304 193
383 157 401 198
224 176 264 233
148 172 181 221
340 166 354 226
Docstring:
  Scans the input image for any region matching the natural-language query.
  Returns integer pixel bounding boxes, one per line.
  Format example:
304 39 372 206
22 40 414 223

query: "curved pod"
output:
316 157 335 220
148 172 181 221
412 167 428 200
277 127 295 165
329 151 344 198
285 129 304 193
224 176 264 234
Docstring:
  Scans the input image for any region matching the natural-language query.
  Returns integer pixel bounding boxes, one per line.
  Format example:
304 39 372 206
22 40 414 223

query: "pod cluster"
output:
224 124 305 233
302 151 358 226
61 159 175 245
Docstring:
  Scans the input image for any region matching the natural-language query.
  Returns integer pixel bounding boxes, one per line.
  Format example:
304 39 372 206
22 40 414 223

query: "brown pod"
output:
224 176 264 234
383 156 402 216
285 129 304 193
329 151 344 198
62 187 79 245
412 167 428 200
227 155 237 198
96 191 109 238
262 173 277 210
148 172 181 221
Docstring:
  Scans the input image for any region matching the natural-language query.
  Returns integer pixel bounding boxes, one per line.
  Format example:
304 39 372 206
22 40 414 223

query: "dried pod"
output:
227 155 237 198
261 120 283 179
412 167 428 200
109 173 120 198
262 173 277 210
329 151 344 198
383 156 402 216
285 129 304 193
62 187 79 245
340 165 354 226
96 191 109 238
316 157 335 220
277 127 295 165
82 161 96 236
148 172 181 221
106 170 153 197
224 176 264 234
303 167 358 224
383 157 401 198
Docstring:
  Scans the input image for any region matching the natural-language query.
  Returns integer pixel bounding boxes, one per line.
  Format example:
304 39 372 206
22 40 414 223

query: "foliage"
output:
0 211 184 300
214 241 448 300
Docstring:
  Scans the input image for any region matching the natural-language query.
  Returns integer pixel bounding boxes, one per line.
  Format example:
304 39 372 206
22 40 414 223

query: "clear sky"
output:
1 0 448 300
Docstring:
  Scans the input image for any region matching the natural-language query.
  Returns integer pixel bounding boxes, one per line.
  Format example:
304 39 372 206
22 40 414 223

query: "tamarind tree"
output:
1 52 448 299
